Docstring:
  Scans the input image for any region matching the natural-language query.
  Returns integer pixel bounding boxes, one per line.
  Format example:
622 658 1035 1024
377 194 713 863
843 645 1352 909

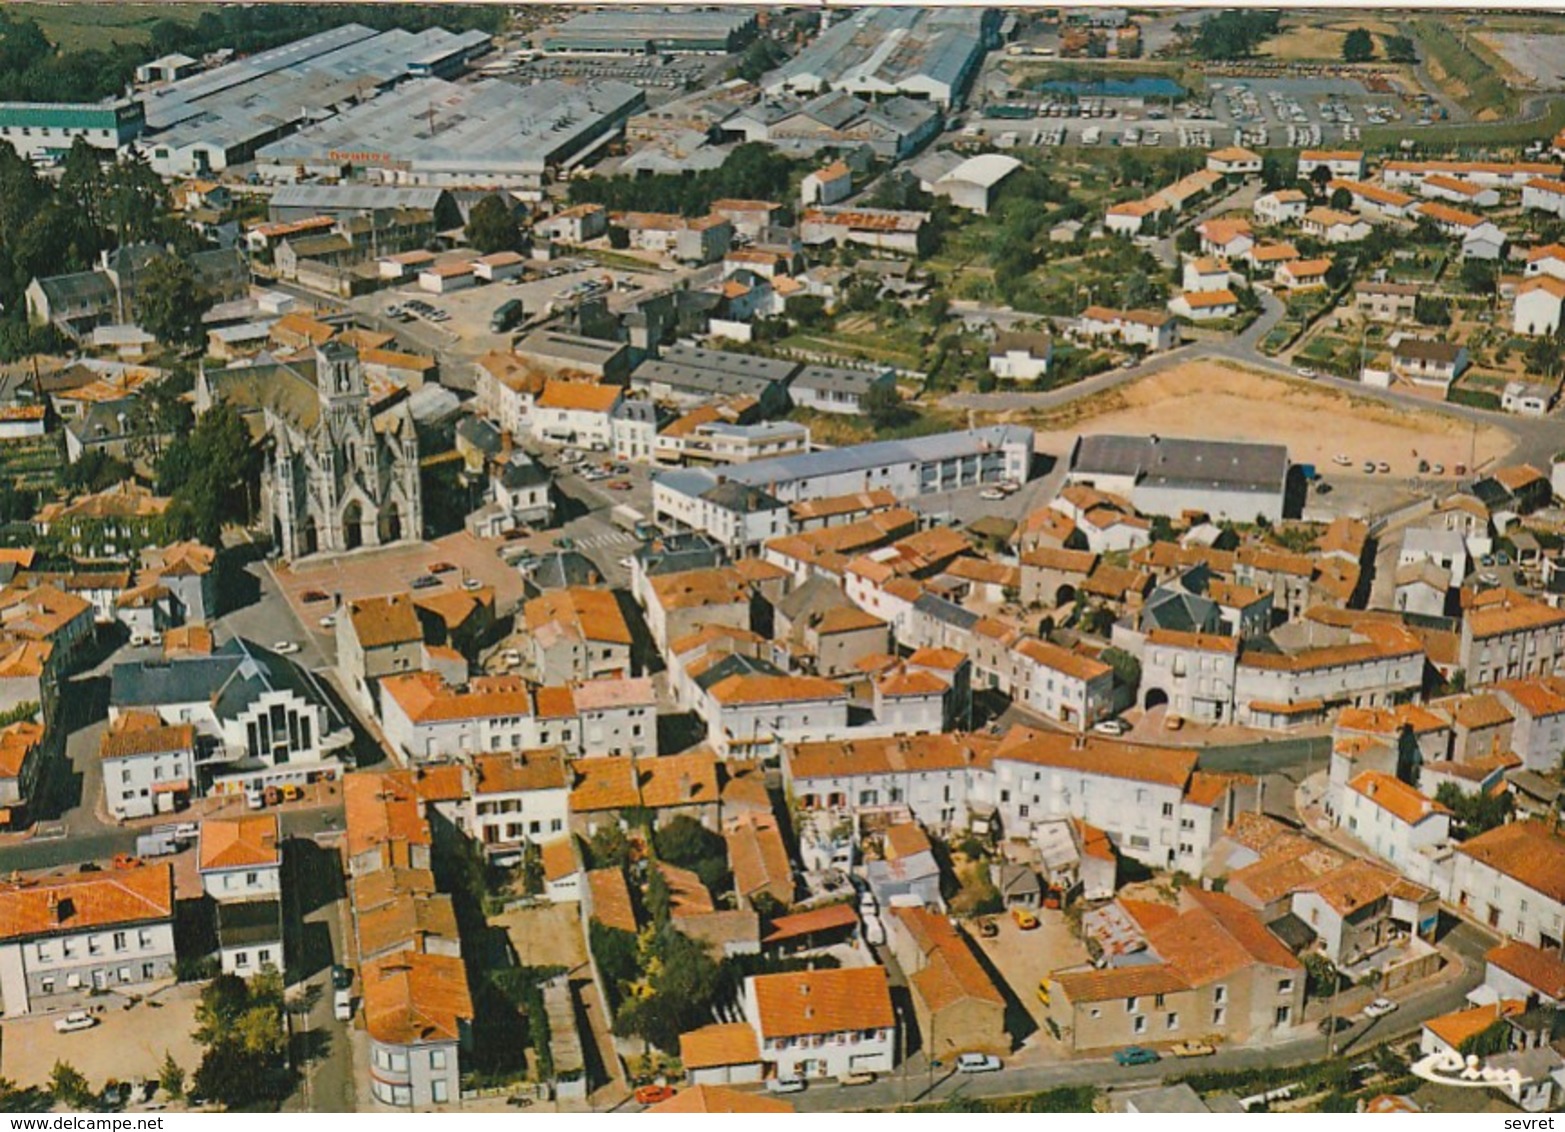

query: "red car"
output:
428 561 458 574
634 1085 676 1106
608 479 633 491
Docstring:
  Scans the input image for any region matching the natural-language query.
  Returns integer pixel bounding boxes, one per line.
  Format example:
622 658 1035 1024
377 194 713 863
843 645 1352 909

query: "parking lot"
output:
350 259 670 379
271 530 530 648
970 908 1090 1051
0 981 205 1098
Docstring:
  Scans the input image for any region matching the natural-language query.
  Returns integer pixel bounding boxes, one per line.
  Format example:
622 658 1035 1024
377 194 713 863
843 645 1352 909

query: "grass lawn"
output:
14 3 216 50
1363 95 1565 149
1406 19 1518 120
778 327 925 370
788 404 964 447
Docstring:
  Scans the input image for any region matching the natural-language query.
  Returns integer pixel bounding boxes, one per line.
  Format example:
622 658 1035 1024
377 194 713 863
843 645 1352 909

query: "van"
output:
333 988 353 1022
245 789 265 810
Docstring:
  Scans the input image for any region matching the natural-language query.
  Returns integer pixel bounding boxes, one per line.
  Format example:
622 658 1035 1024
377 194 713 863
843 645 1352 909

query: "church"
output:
199 341 423 561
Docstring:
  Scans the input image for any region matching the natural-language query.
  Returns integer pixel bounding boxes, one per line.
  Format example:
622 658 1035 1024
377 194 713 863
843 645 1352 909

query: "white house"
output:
363 950 472 1108
1011 637 1114 730
801 160 853 208
99 714 197 820
1079 306 1177 351
462 750 571 852
1451 821 1565 949
1207 145 1262 177
1253 189 1307 225
1420 175 1501 209
529 380 622 450
198 813 284 976
1522 177 1565 219
743 966 896 1081
987 331 1053 381
418 263 476 294
1168 288 1238 321
0 865 176 1017
1297 150 1366 180
1515 276 1565 336
1339 771 1451 872
1181 257 1233 293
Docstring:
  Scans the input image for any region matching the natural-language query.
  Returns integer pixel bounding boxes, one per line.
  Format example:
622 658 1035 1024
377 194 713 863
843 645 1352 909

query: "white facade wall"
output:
202 863 282 902
102 749 195 820
700 694 850 760
369 1037 461 1108
1515 287 1564 336
1450 852 1565 948
742 982 896 1080
1140 642 1239 722
1340 788 1450 870
0 922 175 1017
465 786 570 848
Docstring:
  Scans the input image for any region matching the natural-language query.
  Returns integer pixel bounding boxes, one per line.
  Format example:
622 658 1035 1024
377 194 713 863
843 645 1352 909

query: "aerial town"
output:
5 2 1565 1117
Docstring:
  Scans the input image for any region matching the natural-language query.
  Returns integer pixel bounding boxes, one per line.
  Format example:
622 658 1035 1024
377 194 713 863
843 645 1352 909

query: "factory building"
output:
542 8 758 55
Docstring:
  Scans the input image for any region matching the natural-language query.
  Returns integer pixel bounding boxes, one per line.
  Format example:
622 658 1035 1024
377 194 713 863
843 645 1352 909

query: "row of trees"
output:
567 143 798 219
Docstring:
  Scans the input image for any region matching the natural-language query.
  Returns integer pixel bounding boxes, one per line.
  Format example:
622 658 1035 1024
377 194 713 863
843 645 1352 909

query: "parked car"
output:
1318 1016 1351 1035
1170 1040 1215 1058
1296 367 1317 379
54 1011 97 1033
429 561 458 574
1362 460 1376 474
1164 714 1184 731
1332 453 1351 467
272 641 300 655
957 1053 1002 1074
980 488 1007 501
1431 463 1445 475
1417 459 1430 474
1011 907 1039 930
1092 719 1130 736
411 574 441 590
1364 997 1398 1018
333 988 353 1022
553 537 576 550
1113 1046 1160 1066
634 1085 677 1105
463 578 484 591
1377 461 1390 473
318 615 336 629
977 918 999 939
331 965 353 991
765 1077 806 1095
608 479 633 491
840 1072 876 1087
302 589 330 603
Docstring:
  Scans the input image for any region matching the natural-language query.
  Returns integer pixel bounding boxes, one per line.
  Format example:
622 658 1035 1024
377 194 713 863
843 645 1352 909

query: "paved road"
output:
792 920 1492 1112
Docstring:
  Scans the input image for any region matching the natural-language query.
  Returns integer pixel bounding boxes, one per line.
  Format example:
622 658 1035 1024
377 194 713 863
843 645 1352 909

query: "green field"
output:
11 3 215 51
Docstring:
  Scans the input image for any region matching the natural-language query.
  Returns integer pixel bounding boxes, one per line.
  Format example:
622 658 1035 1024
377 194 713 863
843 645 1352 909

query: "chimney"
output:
680 772 693 800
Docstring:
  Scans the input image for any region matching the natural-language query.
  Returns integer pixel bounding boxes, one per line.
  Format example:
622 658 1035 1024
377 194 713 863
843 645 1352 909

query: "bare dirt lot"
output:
973 909 1090 1054
493 901 589 971
1020 361 1515 480
0 982 204 1093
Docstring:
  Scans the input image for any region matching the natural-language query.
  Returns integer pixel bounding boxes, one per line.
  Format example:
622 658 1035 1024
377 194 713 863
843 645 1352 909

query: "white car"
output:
318 615 336 629
979 488 1007 501
766 1077 807 1095
1332 453 1351 467
334 988 353 1022
54 1011 97 1033
1296 366 1317 379
1092 719 1131 736
463 578 483 591
272 641 300 655
957 1053 1002 1074
1363 997 1398 1018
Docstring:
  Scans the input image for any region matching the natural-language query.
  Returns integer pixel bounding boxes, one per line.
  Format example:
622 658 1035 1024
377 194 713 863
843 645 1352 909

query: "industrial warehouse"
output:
539 7 759 54
253 77 644 190
139 24 494 176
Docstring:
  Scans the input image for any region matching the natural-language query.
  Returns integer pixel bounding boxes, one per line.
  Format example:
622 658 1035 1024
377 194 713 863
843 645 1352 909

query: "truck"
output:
136 825 189 858
490 297 525 333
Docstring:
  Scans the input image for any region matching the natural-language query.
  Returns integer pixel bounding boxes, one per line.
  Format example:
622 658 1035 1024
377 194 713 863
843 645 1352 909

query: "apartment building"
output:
743 966 896 1081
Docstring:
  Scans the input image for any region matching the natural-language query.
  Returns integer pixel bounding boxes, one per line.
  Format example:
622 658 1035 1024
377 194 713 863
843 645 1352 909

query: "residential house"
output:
198 813 284 976
0 865 176 1017
1392 339 1468 392
887 904 1008 1058
742 966 896 1081
522 588 633 684
99 712 196 821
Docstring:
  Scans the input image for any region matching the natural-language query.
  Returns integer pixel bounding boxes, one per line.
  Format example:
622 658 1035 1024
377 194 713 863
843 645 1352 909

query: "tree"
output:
137 254 208 346
1414 295 1451 327
157 402 261 545
607 225 630 250
62 449 133 495
49 1061 92 1109
643 866 672 928
1259 154 1290 192
1101 647 1142 700
587 824 632 871
158 1052 186 1100
1329 187 1354 212
1325 258 1352 290
1342 28 1376 62
1460 258 1497 296
1435 781 1513 836
863 381 915 429
192 970 290 1110
465 193 523 255
1310 164 1333 196
785 293 830 329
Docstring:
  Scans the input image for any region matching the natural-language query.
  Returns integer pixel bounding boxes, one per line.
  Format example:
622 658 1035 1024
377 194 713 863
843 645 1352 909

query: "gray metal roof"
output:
693 651 787 692
767 7 985 95
912 591 979 631
269 184 450 215
790 363 892 395
256 76 643 176
660 344 800 384
723 425 1032 489
110 637 339 727
1071 434 1289 494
